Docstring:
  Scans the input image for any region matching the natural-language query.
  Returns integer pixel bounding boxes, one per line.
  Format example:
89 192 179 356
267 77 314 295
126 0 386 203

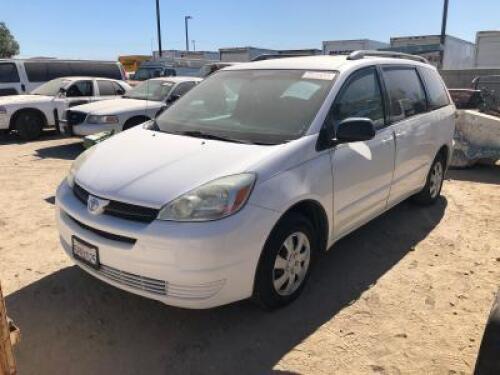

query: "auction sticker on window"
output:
302 71 336 80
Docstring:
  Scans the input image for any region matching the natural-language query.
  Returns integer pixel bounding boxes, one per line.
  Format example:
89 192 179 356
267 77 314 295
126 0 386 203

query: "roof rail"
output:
347 50 430 64
251 53 312 62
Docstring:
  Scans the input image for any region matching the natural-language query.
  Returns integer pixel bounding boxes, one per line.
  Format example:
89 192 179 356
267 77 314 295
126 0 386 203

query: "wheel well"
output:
280 200 329 253
123 115 150 130
437 145 449 167
9 108 48 130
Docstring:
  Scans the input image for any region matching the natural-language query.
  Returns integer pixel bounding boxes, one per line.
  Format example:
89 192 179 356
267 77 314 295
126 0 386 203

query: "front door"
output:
327 66 396 239
65 80 95 108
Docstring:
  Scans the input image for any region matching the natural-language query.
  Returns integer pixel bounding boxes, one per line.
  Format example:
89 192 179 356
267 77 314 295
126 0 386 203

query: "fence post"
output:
0 282 16 375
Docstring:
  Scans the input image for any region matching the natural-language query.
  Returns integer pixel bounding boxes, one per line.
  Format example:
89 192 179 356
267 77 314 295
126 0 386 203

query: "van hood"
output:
73 98 163 115
0 94 52 107
75 127 282 208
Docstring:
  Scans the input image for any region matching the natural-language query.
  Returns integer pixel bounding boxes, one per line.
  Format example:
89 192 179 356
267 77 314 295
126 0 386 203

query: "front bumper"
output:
55 181 279 309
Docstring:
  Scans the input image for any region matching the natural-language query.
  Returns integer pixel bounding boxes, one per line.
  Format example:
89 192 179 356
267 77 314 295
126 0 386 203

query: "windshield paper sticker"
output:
302 71 336 81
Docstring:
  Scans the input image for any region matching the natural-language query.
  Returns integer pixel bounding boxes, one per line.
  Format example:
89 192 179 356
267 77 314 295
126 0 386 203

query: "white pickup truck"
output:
0 77 130 140
62 76 201 136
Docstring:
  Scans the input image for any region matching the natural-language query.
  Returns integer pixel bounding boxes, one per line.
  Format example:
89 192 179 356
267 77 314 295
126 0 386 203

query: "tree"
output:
0 22 19 58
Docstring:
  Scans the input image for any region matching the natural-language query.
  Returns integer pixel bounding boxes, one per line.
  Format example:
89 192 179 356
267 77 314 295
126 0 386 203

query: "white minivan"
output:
0 59 126 96
56 52 455 310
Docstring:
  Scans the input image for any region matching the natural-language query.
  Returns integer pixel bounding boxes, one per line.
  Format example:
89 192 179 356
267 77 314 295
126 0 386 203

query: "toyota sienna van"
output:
56 51 455 310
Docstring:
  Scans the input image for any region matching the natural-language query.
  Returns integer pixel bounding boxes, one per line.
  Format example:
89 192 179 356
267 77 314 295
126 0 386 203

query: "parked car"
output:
0 59 126 96
0 77 130 140
198 62 237 77
130 61 177 82
62 76 202 136
56 52 455 310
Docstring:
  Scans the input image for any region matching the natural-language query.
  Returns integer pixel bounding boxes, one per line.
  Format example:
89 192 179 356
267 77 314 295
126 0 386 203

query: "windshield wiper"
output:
180 130 250 144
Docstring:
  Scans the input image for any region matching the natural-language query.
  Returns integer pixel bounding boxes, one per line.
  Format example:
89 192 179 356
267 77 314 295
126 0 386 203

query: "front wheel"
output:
15 111 44 141
253 214 315 310
412 154 445 205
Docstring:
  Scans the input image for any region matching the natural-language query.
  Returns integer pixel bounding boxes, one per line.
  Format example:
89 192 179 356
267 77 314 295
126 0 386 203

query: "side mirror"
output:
335 118 376 144
58 87 67 96
116 89 125 96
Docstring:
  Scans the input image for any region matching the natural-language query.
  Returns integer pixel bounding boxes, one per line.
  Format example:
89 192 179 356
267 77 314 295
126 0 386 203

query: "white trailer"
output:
219 47 277 62
322 39 389 55
389 35 475 69
475 31 500 68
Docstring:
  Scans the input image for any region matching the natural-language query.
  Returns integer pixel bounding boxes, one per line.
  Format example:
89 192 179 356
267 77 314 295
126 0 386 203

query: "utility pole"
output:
440 0 449 68
156 0 163 58
185 16 193 51
192 40 196 51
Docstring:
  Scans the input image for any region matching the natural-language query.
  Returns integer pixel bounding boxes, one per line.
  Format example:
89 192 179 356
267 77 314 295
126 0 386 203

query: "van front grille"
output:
68 215 136 244
98 265 167 295
73 183 159 223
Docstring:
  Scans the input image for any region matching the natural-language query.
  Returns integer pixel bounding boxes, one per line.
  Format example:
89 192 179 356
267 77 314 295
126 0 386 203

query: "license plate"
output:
72 236 100 269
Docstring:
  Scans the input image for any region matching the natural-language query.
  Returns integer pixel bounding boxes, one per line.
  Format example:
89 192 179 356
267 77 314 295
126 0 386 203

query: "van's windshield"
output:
31 78 70 96
155 69 336 145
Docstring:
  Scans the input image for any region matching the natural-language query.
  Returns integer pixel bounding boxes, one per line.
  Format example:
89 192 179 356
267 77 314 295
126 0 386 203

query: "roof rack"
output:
347 50 430 64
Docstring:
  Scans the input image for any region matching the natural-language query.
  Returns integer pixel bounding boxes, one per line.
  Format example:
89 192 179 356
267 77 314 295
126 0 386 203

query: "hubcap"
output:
429 161 443 198
273 232 311 296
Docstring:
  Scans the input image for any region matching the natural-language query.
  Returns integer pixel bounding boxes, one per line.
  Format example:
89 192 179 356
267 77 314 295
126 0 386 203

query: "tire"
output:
14 110 44 141
123 117 148 131
253 214 316 310
411 153 446 205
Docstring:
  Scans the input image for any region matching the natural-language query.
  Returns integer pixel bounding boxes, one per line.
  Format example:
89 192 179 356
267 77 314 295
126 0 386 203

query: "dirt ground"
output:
0 132 499 375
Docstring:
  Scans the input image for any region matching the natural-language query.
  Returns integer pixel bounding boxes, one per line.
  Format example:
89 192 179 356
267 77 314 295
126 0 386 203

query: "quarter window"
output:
419 67 450 109
331 67 385 128
382 67 427 122
66 81 93 97
0 63 20 83
97 80 116 96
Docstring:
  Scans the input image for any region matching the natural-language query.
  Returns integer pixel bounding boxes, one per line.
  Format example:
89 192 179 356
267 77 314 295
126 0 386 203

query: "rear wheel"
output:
14 110 44 141
412 154 445 205
253 214 315 310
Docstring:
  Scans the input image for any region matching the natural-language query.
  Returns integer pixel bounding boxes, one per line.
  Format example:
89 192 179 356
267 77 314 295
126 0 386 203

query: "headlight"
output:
67 147 97 188
0 106 7 115
87 115 119 125
157 173 256 221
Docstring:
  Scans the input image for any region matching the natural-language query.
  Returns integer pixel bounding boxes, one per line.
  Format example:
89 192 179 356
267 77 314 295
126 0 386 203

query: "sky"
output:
2 0 500 60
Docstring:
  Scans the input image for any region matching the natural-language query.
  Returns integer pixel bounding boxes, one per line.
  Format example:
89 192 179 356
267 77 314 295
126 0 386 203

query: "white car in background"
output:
63 77 202 136
56 52 455 309
0 77 130 140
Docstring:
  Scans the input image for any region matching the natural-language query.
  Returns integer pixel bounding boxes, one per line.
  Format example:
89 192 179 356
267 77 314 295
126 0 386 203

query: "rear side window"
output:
382 67 427 122
419 67 450 109
0 63 20 83
97 80 116 96
25 62 48 82
331 67 385 128
25 61 122 81
112 81 125 94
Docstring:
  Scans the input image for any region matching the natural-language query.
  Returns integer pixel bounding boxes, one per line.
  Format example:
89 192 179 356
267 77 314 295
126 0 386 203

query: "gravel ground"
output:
1 132 499 375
